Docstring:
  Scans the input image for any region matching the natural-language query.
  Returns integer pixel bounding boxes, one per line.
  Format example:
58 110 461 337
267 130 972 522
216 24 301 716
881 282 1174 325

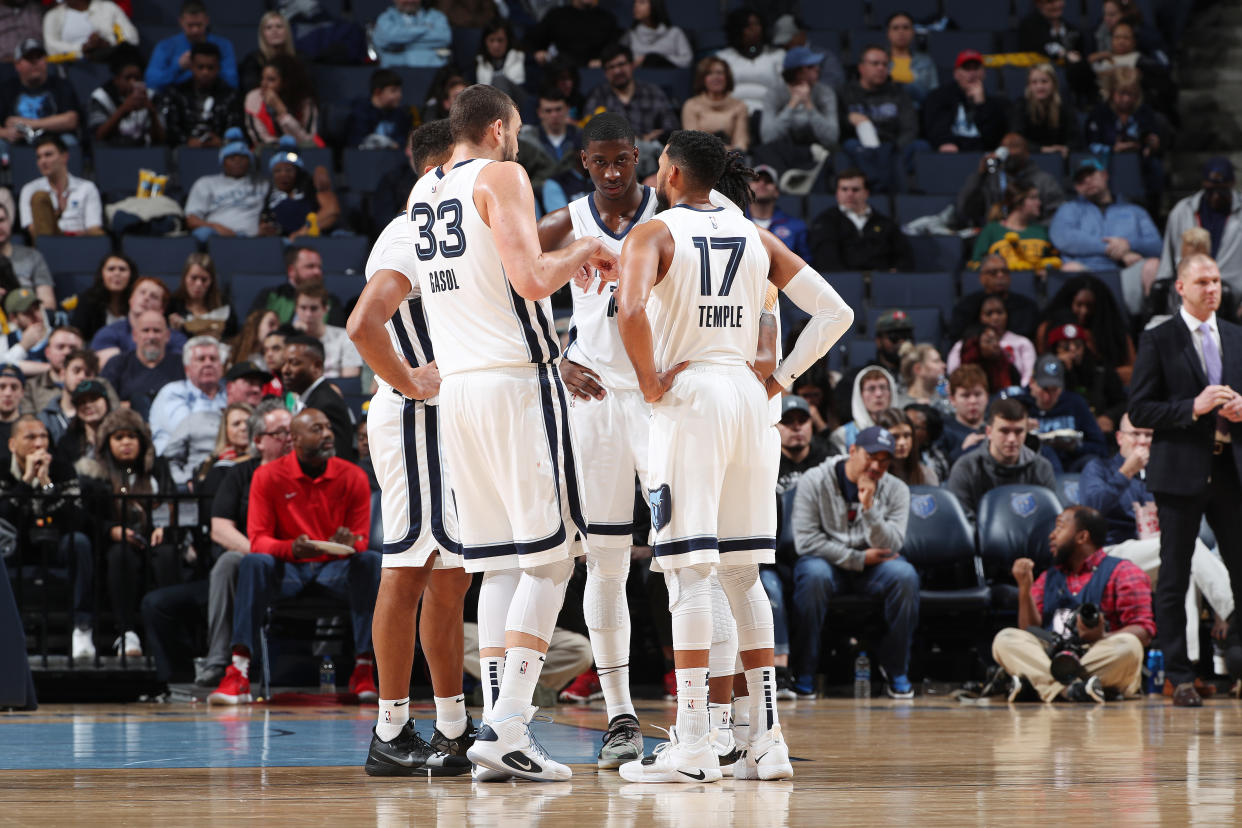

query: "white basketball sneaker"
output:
466 707 571 782
618 727 722 784
713 726 744 778
471 765 511 783
749 724 793 780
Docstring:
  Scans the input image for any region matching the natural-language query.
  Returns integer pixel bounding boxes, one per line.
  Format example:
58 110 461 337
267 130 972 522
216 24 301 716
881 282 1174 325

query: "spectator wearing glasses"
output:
830 365 897 455
949 255 1041 343
833 310 913 425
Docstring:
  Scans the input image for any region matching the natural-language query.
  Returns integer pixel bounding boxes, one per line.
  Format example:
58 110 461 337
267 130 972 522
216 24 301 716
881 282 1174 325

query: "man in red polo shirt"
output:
208 408 378 704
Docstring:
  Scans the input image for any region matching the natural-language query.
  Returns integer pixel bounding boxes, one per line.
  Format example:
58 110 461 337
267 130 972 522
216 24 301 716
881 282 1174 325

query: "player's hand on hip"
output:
405 360 441 400
560 359 605 400
763 375 784 399
644 361 689 403
1194 384 1235 417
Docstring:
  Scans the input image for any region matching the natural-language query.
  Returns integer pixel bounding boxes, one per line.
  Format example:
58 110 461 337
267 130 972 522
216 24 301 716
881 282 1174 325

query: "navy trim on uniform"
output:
588 186 653 241
673 203 724 213
587 522 634 536
461 523 568 560
408 297 435 362
422 403 461 556
566 324 578 350
382 397 423 555
532 298 561 361
653 536 719 557
549 367 587 534
719 536 776 553
506 279 542 363
389 308 419 366
433 158 476 179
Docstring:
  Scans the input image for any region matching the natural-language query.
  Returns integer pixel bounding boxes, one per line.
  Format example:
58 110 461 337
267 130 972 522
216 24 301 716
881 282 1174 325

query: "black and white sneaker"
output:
364 722 473 777
467 707 572 782
1063 675 1106 704
597 714 643 769
430 715 476 757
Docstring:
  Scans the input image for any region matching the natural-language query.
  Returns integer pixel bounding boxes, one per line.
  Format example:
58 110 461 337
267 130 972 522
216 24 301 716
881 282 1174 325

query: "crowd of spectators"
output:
1 0 1236 703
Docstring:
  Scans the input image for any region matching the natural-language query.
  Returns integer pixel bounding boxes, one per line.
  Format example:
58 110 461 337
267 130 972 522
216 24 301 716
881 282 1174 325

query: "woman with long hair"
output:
196 401 254 492
227 308 280 369
168 252 238 340
716 7 786 116
1010 63 1080 157
47 354 111 468
422 66 469 123
621 0 692 69
949 295 1036 386
954 324 1022 394
244 53 320 147
239 11 296 94
970 185 1066 275
681 57 749 151
475 17 525 88
69 253 137 341
1037 273 1136 382
896 342 952 416
873 407 937 486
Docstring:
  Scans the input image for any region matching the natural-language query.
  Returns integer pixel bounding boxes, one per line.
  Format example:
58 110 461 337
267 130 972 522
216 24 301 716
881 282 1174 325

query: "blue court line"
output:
0 717 663 770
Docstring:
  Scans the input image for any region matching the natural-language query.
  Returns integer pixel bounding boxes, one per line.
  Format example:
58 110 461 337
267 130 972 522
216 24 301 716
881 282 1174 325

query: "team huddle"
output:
347 84 853 785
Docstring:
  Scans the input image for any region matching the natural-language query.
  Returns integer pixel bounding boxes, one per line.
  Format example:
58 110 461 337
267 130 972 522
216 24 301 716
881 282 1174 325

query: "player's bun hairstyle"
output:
409 118 455 175
449 83 518 146
582 112 636 145
714 149 757 211
664 129 727 191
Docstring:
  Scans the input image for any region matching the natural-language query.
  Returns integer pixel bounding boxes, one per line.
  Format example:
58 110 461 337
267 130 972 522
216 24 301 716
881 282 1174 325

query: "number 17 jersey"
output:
406 159 561 377
648 204 770 369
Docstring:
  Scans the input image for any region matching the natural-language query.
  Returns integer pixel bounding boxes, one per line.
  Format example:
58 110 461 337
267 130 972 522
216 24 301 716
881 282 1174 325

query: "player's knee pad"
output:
708 587 739 679
666 563 715 651
506 558 575 642
584 551 631 633
718 564 775 653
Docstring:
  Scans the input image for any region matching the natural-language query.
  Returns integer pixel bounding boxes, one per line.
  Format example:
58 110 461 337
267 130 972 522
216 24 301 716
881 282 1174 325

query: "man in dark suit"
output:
1129 254 1242 706
280 335 357 464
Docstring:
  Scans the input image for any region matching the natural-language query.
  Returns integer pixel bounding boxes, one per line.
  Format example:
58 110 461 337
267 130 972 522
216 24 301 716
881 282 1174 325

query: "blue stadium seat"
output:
777 195 804 221
10 145 82 189
667 0 723 31
870 271 957 320
175 147 222 195
914 152 985 195
452 27 482 71
638 68 692 104
805 30 845 54
312 66 436 117
36 236 112 277
1054 473 1082 506
906 235 965 272
299 237 369 274
343 149 405 194
825 271 866 315
926 30 996 72
872 0 938 24
352 0 391 25
1029 151 1066 181
894 194 954 226
63 62 109 116
130 0 177 25
961 269 1039 300
845 337 877 367
805 194 837 224
229 274 288 318
1018 0 1086 27
56 272 96 300
977 484 1062 584
213 25 254 65
866 306 942 345
845 29 883 63
207 237 285 278
94 147 172 199
802 3 864 30
323 274 366 304
943 0 1012 31
902 485 990 614
123 235 198 277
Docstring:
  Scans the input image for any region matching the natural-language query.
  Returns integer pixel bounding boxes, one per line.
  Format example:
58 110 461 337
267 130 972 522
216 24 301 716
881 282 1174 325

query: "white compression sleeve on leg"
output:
709 575 739 678
666 563 715 651
478 569 520 651
583 552 631 667
718 564 775 653
772 265 855 390
505 557 575 643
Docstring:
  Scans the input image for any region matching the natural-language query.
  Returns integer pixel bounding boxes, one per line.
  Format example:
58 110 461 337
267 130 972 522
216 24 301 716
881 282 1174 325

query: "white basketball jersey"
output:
365 215 434 391
648 204 771 369
565 186 656 390
404 159 560 378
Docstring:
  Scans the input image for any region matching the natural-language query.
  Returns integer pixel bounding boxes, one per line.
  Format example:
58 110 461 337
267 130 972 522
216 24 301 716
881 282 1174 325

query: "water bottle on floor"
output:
854 651 871 699
319 656 336 694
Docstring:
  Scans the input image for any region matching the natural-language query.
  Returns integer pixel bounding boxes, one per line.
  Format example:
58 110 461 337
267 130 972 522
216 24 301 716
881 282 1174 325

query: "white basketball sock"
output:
675 666 710 742
376 697 409 742
598 662 635 722
480 656 504 719
708 701 732 734
434 694 466 739
493 647 545 721
745 666 779 733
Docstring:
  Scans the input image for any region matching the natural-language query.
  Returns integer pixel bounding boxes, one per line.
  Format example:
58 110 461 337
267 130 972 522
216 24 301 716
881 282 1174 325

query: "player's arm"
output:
752 284 779 383
537 206 573 251
617 221 687 403
346 270 441 400
759 227 854 398
477 162 614 300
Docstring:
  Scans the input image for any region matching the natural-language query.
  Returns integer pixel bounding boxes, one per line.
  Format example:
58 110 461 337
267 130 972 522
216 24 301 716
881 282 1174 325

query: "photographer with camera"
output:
993 506 1154 703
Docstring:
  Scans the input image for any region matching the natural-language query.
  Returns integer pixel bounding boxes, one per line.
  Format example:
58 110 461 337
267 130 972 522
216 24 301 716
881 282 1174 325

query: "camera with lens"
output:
1032 602 1103 659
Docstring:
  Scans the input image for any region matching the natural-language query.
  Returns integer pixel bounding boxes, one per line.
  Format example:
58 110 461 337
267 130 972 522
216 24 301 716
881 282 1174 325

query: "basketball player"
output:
615 130 854 783
348 120 474 777
536 112 656 769
399 85 615 783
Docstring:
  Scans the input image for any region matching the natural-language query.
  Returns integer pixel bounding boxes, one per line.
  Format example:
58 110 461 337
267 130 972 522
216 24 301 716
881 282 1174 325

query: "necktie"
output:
1199 322 1229 435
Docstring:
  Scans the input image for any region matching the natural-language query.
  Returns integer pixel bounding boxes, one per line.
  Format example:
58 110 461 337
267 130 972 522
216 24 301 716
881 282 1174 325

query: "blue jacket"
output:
1048 194 1162 271
145 33 239 93
1010 387 1108 470
1080 454 1149 546
372 7 451 68
754 208 810 262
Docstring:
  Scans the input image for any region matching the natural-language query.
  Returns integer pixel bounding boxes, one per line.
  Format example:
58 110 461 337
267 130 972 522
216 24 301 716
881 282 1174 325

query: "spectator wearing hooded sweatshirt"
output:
1158 157 1242 294
829 365 897 455
947 396 1057 522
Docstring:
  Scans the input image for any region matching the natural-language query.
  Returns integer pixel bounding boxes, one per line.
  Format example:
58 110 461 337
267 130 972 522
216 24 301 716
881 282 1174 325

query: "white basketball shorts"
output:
646 365 778 572
367 389 462 570
438 363 587 573
567 385 649 550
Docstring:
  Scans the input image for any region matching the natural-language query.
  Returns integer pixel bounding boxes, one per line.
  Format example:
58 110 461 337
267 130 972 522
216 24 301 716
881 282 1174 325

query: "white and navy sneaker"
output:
467 707 571 782
618 727 722 784
748 724 793 780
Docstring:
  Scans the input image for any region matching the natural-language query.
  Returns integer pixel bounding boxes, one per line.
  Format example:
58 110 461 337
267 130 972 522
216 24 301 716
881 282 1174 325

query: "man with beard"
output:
208 407 377 704
100 311 184 420
1158 158 1242 296
280 335 356 464
747 165 809 262
992 506 1154 703
955 133 1065 229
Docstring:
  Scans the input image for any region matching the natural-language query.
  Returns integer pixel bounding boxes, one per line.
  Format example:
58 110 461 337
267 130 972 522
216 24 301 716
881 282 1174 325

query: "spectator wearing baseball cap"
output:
1008 353 1109 472
832 310 913 423
777 395 829 494
1045 322 1127 436
184 126 267 243
260 136 341 239
1 287 48 369
0 38 84 149
922 49 1009 153
810 167 914 273
790 424 918 699
1158 157 1242 294
748 164 810 262
0 364 24 459
756 46 840 180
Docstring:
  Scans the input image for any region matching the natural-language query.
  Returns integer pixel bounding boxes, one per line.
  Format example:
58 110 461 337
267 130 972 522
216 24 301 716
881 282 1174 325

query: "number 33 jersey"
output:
405 159 561 378
648 204 771 370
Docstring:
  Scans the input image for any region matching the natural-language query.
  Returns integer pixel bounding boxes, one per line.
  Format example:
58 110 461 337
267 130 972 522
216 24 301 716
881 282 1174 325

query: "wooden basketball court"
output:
2 696 1240 825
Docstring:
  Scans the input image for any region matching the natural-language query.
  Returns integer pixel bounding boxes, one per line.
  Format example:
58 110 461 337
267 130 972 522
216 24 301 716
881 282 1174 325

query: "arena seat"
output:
175 147 222 195
1054 473 1082 506
322 274 365 305
961 269 1038 299
872 0 939 24
1029 151 1066 181
943 0 1011 31
802 3 863 30
257 588 353 699
905 235 965 273
124 235 198 277
229 274 287 317
452 27 482 72
870 271 957 320
35 235 112 277
298 236 369 274
902 485 991 615
846 337 877 367
977 484 1062 610
343 148 404 194
207 237 285 278
825 271 866 315
866 306 943 346
894 194 954 226
94 146 172 200
925 30 996 72
914 152 985 195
